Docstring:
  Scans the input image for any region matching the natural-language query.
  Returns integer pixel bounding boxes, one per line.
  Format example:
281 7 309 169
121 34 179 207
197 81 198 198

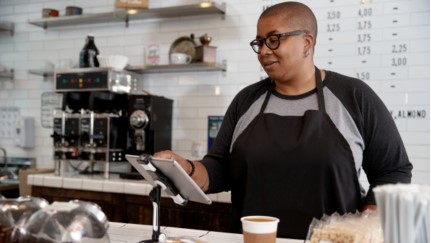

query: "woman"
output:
154 1 412 239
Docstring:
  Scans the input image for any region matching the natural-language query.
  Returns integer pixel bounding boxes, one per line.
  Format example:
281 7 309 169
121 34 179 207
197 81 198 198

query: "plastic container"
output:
11 200 109 243
0 196 48 242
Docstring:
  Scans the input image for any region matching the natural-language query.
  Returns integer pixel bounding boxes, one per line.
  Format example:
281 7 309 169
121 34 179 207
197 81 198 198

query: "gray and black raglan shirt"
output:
201 70 412 215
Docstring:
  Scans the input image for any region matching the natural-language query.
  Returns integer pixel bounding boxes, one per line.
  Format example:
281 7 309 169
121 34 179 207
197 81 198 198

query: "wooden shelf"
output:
28 3 226 29
0 21 14 35
127 62 226 74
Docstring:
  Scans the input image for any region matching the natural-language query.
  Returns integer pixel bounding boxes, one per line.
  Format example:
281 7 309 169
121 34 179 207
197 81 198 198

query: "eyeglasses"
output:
249 30 308 54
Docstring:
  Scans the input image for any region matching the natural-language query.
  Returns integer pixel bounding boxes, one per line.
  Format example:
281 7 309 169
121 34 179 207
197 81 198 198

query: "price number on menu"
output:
391 57 407 67
357 20 372 30
358 8 373 17
327 23 341 32
327 10 341 20
358 46 371 55
392 43 408 54
357 33 371 43
356 72 370 81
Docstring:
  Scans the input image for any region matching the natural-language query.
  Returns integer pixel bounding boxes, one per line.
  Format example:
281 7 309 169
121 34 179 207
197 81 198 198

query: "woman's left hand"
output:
153 150 180 161
153 150 192 175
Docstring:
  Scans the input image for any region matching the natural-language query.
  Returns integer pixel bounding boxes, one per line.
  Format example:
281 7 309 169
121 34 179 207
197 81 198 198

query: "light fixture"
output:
200 0 212 8
360 0 372 4
127 9 138 15
214 85 221 96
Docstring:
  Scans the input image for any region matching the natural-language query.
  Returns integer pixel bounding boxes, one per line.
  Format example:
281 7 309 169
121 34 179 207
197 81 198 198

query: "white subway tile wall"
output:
0 0 428 188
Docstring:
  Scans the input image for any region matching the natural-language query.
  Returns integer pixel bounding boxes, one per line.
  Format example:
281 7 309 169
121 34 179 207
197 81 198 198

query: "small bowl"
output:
42 8 59 18
97 55 128 70
65 6 83 16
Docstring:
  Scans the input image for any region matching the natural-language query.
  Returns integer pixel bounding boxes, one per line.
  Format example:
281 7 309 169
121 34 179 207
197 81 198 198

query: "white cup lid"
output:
241 216 280 234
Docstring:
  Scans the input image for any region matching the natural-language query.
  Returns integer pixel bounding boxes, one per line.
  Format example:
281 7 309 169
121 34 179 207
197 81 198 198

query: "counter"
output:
27 173 232 232
26 174 303 242
27 173 231 203
108 222 303 243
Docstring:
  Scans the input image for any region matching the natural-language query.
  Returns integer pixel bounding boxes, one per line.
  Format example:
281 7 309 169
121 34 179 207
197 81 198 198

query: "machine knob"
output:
129 110 149 129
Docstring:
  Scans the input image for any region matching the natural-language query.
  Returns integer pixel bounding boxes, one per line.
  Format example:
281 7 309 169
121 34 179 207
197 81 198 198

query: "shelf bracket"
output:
221 59 227 77
0 22 15 36
0 69 14 81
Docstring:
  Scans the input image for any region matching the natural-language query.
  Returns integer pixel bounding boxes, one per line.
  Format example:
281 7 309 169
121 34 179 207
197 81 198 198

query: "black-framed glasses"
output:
249 30 308 54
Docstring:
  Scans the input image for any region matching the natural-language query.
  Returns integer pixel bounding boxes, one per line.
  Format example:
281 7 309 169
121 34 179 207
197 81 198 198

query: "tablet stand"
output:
137 154 187 242
140 185 165 243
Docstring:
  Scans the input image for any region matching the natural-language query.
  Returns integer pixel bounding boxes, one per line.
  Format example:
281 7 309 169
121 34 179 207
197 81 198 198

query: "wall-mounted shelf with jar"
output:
127 61 226 74
27 61 226 79
0 69 14 81
0 21 14 35
28 2 226 29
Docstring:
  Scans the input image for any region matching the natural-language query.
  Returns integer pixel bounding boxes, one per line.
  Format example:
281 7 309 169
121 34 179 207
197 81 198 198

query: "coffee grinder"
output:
123 94 173 179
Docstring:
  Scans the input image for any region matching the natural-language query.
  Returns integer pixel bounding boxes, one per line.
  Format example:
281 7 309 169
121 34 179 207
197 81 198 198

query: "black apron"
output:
230 68 364 239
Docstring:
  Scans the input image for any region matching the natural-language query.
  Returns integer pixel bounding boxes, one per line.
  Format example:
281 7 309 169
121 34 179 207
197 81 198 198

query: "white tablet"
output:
125 154 212 205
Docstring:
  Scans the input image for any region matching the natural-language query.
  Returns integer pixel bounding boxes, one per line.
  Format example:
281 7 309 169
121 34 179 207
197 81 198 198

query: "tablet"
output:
125 154 212 205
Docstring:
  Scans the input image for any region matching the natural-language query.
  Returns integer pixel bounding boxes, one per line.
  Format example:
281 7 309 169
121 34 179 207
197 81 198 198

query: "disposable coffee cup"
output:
241 215 280 243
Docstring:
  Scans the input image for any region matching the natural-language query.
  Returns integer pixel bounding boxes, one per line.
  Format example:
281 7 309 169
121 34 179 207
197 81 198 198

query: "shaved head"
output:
259 2 318 46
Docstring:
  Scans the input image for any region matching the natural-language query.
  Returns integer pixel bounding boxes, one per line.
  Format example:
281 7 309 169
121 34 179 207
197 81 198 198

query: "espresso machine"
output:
52 68 173 178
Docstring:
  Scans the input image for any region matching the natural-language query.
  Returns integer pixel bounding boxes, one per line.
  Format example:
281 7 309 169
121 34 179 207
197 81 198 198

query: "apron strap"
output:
259 89 272 114
315 66 326 113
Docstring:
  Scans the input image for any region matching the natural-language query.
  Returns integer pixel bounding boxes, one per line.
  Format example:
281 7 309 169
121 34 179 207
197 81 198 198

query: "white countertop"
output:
28 174 304 242
27 173 231 203
108 222 303 243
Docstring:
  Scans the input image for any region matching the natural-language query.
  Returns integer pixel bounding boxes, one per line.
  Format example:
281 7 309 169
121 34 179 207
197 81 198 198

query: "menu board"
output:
260 0 429 124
